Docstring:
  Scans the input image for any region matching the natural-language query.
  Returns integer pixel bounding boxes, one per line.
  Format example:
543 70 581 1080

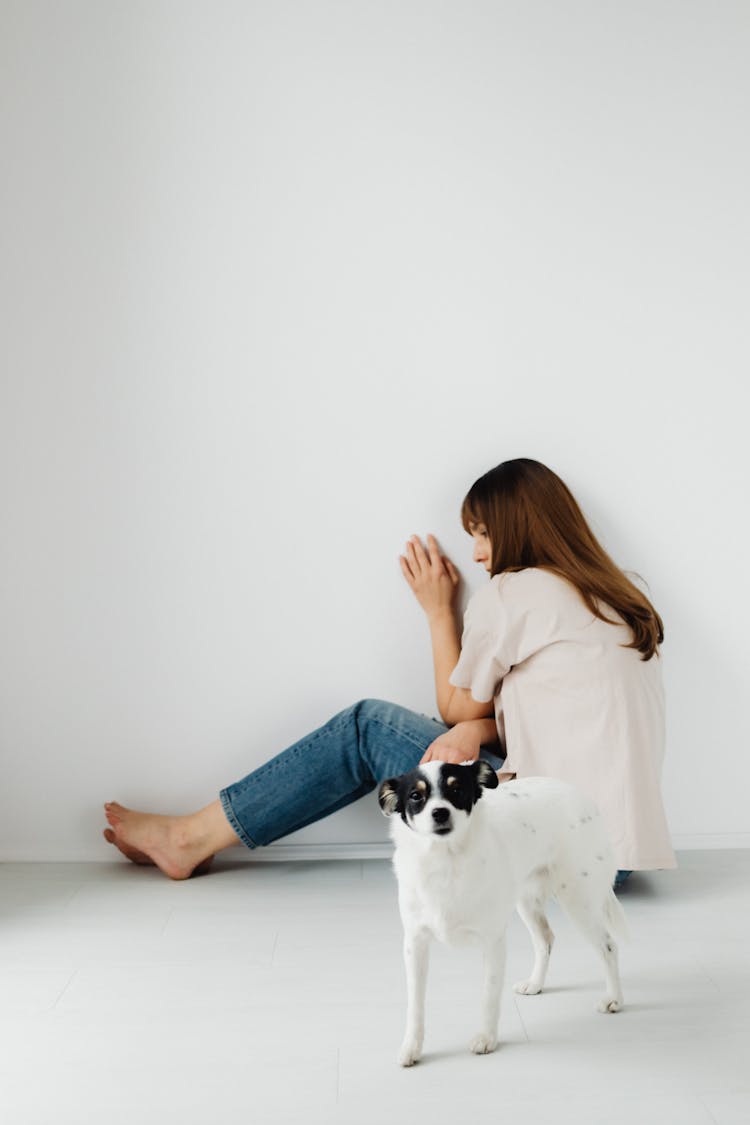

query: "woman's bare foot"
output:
103 826 153 865
102 827 215 876
103 802 215 880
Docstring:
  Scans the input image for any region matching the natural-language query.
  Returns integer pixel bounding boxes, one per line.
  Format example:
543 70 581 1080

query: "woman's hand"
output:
420 721 482 766
400 534 460 621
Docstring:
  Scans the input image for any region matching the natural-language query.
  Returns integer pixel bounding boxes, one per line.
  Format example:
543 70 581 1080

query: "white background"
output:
1 0 747 859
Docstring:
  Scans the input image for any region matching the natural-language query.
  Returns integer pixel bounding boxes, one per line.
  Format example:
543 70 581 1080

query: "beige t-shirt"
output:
448 567 677 871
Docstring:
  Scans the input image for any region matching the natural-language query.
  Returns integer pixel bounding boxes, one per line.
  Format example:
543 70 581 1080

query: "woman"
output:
103 458 676 886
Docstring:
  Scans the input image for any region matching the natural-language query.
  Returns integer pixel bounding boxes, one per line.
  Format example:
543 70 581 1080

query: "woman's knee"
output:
349 698 441 780
352 698 396 719
351 698 422 729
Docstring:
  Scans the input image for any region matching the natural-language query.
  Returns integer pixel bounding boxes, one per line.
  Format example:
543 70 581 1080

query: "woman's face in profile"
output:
469 522 492 573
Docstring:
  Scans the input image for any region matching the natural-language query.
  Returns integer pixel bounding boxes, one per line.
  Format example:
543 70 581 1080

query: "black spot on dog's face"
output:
378 769 432 826
438 764 480 813
439 759 499 807
402 774 431 826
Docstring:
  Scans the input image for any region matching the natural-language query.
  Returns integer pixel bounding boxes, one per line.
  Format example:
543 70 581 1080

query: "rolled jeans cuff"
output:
219 787 258 850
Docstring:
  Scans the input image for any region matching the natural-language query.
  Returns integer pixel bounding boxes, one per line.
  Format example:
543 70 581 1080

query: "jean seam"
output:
255 779 376 846
226 710 358 800
219 788 258 850
364 714 433 752
356 714 436 777
227 706 432 802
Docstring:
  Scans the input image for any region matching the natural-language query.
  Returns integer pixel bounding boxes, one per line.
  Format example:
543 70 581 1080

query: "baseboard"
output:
2 835 750 864
0 843 395 863
240 835 750 861
242 842 394 861
670 833 750 850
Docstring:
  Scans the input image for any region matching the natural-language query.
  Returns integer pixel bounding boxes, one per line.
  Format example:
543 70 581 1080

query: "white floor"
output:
0 851 748 1125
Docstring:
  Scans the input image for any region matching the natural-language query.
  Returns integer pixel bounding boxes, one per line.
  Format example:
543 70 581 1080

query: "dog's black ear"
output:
378 778 401 817
473 759 499 793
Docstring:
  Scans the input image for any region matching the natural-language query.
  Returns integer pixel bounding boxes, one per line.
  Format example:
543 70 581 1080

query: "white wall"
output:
1 0 748 860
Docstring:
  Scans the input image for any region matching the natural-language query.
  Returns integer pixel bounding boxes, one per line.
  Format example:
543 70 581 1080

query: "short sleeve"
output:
448 582 511 703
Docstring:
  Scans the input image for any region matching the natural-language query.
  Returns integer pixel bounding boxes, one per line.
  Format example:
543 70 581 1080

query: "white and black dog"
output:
378 760 628 1066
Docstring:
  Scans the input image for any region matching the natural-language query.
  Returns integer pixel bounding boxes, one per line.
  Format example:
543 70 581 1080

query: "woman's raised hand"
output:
419 722 480 765
399 534 460 621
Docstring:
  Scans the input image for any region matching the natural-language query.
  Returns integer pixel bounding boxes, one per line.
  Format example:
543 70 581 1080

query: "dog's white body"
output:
385 765 628 1066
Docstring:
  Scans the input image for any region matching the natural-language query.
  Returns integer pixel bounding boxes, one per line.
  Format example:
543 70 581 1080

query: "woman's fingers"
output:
425 534 445 571
443 557 460 585
407 536 427 572
400 535 458 613
422 535 445 571
421 744 478 765
399 555 414 583
404 540 418 576
411 534 446 572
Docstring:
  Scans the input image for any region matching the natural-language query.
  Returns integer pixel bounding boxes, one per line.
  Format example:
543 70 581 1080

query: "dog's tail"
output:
604 889 630 944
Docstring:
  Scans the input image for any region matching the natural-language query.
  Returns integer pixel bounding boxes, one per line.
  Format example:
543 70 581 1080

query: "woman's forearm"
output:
427 612 500 731
427 609 462 721
467 717 500 747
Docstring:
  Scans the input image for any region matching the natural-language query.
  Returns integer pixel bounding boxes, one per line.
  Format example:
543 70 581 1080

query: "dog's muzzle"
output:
432 807 452 835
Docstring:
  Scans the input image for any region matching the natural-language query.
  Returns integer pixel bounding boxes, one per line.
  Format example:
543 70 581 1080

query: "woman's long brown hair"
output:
460 458 664 660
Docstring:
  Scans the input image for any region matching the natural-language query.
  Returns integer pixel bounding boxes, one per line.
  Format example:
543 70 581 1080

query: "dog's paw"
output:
398 1039 423 1067
597 996 623 1013
469 1032 498 1055
513 979 542 996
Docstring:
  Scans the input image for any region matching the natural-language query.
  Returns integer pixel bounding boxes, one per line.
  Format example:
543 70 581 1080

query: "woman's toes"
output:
105 801 130 815
102 827 155 866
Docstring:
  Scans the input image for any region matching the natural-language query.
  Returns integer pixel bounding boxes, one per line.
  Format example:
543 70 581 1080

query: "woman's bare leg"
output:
102 799 241 880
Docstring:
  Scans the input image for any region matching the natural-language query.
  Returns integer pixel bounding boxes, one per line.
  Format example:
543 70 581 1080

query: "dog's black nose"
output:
432 807 451 824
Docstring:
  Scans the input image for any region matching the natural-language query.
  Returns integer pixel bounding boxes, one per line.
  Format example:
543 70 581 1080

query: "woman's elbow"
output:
443 688 494 725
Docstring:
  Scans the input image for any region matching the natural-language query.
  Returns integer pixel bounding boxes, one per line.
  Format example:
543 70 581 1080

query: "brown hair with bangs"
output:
460 458 664 661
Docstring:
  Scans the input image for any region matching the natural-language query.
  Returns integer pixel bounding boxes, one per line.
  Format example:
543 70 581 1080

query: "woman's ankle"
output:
186 800 242 857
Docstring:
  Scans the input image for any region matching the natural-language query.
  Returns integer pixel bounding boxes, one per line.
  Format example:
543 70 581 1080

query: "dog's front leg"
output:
399 928 430 1067
470 934 507 1055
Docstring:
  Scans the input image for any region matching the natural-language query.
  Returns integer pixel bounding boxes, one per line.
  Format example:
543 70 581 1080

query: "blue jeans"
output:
218 696 631 888
219 697 504 849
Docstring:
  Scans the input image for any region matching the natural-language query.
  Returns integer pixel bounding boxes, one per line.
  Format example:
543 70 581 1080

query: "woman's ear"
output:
378 779 401 817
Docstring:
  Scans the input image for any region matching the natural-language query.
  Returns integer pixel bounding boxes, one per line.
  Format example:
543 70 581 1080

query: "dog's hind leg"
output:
470 933 507 1055
556 884 624 1013
513 891 555 996
399 928 430 1066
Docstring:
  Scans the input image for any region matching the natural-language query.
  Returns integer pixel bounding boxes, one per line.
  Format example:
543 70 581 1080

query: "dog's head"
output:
378 760 499 841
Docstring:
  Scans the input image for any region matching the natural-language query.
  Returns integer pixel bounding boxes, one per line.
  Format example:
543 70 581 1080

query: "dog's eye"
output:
409 790 423 803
